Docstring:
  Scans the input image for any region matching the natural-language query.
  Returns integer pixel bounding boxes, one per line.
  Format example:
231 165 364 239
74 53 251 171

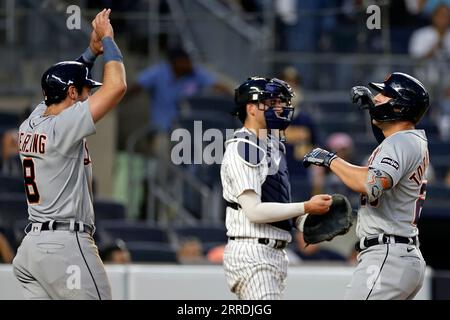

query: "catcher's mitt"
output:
302 194 355 245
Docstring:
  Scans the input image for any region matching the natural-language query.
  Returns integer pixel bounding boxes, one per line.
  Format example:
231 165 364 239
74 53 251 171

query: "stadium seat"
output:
0 174 24 194
98 220 170 243
183 95 235 114
173 225 228 255
126 242 178 263
173 225 227 243
416 118 440 139
426 185 450 207
0 111 20 129
0 193 28 227
93 198 126 221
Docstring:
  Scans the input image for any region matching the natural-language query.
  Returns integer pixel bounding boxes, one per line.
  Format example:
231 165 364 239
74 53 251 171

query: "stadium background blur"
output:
0 0 450 299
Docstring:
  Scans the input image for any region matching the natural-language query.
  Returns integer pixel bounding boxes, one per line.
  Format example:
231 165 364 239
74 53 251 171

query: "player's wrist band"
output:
102 36 123 63
81 46 97 64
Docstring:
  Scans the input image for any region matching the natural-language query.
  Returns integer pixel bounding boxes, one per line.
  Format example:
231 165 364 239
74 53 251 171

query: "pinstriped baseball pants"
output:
223 240 288 300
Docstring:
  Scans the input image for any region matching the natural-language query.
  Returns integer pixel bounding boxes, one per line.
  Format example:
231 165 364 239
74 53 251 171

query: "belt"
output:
229 237 288 250
25 221 95 236
355 234 418 252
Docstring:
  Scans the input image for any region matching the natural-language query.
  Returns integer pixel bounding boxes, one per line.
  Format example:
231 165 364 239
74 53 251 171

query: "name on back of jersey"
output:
19 132 47 154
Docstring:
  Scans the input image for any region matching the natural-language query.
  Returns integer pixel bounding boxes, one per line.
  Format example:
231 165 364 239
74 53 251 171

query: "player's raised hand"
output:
92 8 114 40
303 148 337 168
89 30 103 55
351 86 375 110
304 194 332 215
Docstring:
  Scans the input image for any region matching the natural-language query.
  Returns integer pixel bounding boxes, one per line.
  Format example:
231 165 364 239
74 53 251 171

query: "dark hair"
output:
167 47 190 62
99 239 128 261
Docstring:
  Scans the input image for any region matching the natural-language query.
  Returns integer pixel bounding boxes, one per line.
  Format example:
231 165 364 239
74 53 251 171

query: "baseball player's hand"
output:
350 86 375 110
92 8 114 40
304 194 332 215
89 30 103 55
303 148 337 168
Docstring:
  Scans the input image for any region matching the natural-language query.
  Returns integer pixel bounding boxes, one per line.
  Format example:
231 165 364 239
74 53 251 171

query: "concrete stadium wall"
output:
0 264 432 300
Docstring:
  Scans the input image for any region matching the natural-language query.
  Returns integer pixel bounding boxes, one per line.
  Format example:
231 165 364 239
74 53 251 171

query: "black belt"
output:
229 237 288 250
25 221 95 236
226 201 241 210
355 234 418 252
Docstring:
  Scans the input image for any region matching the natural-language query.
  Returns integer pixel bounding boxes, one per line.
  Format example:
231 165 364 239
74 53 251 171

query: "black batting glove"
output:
303 148 337 168
351 86 375 110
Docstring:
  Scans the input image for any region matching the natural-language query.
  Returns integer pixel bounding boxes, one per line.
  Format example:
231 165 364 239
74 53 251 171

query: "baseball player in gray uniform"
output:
303 72 429 300
12 9 126 300
221 77 333 300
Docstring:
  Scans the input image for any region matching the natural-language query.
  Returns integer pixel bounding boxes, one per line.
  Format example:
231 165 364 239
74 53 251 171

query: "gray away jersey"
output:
18 100 96 226
357 129 429 239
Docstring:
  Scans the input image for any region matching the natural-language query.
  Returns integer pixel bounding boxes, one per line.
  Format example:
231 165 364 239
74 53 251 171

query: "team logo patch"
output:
381 157 399 170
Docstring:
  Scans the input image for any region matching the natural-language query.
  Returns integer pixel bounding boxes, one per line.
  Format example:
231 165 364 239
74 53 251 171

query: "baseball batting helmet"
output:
41 61 102 106
233 77 295 130
368 72 429 124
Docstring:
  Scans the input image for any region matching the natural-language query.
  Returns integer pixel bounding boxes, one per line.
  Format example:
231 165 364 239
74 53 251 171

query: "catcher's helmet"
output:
368 72 429 124
233 77 295 130
41 61 102 106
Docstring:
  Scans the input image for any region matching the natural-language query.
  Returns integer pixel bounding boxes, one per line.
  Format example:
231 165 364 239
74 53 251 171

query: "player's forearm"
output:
88 37 127 122
103 60 127 94
238 191 305 223
101 36 126 91
330 157 368 193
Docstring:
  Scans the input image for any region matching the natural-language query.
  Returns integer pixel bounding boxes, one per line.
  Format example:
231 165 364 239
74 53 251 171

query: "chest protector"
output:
262 140 293 231
229 130 293 231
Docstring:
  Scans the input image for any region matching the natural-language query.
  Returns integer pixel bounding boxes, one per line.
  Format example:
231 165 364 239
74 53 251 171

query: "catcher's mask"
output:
366 72 429 124
234 77 295 131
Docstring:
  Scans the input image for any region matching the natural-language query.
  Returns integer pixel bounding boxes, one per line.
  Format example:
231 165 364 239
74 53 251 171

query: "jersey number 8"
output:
22 158 40 204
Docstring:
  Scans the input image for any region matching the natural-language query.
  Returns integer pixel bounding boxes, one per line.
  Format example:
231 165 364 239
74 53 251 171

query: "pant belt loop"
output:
48 220 55 231
359 238 367 251
79 221 85 233
69 219 75 232
378 234 385 244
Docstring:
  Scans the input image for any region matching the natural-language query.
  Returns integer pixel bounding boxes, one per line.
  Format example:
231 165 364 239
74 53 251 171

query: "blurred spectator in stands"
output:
417 0 450 17
99 239 131 264
0 129 21 177
392 0 427 26
312 133 360 208
285 114 318 177
206 244 225 264
438 85 450 141
409 4 450 97
445 167 450 188
276 0 338 89
0 229 14 263
281 66 318 200
223 0 264 24
129 47 231 134
176 237 208 264
278 66 304 114
290 230 347 262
